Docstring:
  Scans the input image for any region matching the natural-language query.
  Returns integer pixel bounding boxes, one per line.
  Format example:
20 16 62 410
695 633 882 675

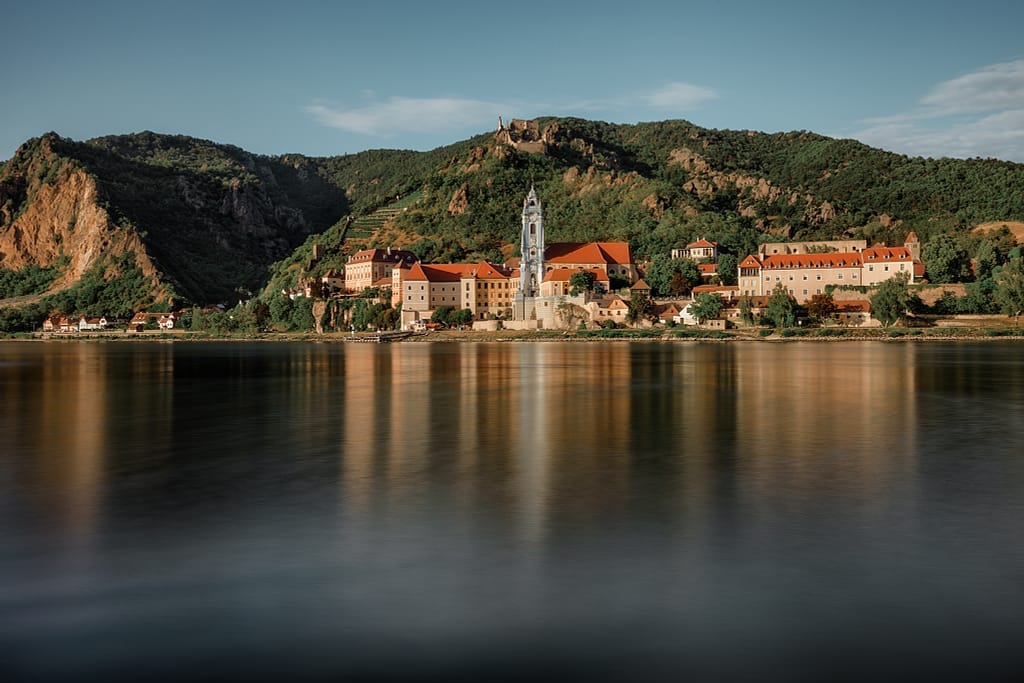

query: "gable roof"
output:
545 242 632 265
405 261 513 283
739 255 763 268
862 246 912 262
686 238 718 249
762 253 862 269
347 248 417 265
542 267 609 283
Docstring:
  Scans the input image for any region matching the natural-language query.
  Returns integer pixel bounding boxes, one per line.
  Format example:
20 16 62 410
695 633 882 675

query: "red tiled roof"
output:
630 279 651 290
470 261 515 279
347 248 417 264
914 262 926 278
542 267 609 283
698 263 717 275
739 255 762 268
762 254 862 269
544 242 632 265
405 261 513 283
686 238 718 249
862 246 912 262
836 301 871 313
692 285 739 295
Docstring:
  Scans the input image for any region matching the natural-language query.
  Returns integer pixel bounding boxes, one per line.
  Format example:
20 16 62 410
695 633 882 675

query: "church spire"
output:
519 186 545 298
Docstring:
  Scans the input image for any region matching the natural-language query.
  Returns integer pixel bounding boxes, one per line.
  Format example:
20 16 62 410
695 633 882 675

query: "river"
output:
1 340 1023 681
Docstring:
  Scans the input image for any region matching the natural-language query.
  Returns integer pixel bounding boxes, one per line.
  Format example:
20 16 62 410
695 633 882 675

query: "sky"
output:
3 0 1024 162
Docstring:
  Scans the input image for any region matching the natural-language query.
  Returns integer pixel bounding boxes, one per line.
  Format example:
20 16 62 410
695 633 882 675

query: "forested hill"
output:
2 119 1023 321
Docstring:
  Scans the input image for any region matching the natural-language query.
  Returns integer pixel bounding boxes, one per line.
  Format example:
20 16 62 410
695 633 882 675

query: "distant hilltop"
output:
495 117 547 154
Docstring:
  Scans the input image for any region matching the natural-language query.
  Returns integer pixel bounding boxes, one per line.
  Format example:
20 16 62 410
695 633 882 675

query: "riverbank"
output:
5 324 1024 343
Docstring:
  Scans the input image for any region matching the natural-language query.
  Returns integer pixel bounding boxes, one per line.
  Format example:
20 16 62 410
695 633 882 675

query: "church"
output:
513 187 637 322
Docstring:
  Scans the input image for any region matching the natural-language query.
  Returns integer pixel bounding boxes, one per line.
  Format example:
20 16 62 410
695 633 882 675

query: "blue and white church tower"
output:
518 186 545 298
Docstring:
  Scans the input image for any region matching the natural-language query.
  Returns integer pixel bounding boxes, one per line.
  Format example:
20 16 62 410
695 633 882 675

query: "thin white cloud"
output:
853 59 1024 161
921 59 1024 115
645 82 718 109
307 96 511 136
307 82 718 137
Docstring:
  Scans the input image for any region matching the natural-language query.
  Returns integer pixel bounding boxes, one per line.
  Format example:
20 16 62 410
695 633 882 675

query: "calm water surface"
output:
1 340 1023 681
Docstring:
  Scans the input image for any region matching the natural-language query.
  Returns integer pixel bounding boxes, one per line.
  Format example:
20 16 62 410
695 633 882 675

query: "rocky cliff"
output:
0 135 166 306
0 132 350 308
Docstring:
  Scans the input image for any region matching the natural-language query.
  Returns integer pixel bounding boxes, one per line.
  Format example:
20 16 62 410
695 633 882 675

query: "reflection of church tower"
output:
519 187 545 297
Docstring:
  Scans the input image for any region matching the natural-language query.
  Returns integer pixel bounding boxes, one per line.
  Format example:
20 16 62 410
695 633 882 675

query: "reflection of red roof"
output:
545 242 632 265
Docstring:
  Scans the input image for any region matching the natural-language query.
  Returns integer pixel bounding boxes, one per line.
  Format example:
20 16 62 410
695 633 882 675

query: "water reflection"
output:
2 340 1023 680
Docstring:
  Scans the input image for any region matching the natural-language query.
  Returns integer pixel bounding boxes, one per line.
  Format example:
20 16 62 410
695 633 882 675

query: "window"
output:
838 274 843 280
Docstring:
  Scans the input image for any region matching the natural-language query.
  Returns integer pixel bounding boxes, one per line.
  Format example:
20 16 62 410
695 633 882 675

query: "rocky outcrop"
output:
447 183 469 215
0 136 165 299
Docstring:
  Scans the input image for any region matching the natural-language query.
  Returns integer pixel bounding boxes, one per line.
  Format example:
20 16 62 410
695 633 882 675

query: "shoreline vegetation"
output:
4 324 1024 343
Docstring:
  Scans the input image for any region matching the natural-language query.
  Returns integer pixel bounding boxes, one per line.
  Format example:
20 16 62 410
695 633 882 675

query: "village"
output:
42 188 1011 337
298 188 925 333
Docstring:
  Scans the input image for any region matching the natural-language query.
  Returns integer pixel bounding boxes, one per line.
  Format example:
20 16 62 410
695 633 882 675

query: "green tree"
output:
716 253 738 286
451 308 474 326
645 255 701 297
806 292 836 321
431 306 455 324
994 256 1024 315
625 291 652 326
569 270 597 296
870 272 910 327
923 234 972 283
269 295 294 329
289 297 315 331
738 296 755 325
764 283 796 328
690 293 724 323
974 239 999 282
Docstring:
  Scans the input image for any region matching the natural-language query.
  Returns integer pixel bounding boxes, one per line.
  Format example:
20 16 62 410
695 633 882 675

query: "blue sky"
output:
4 0 1024 162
